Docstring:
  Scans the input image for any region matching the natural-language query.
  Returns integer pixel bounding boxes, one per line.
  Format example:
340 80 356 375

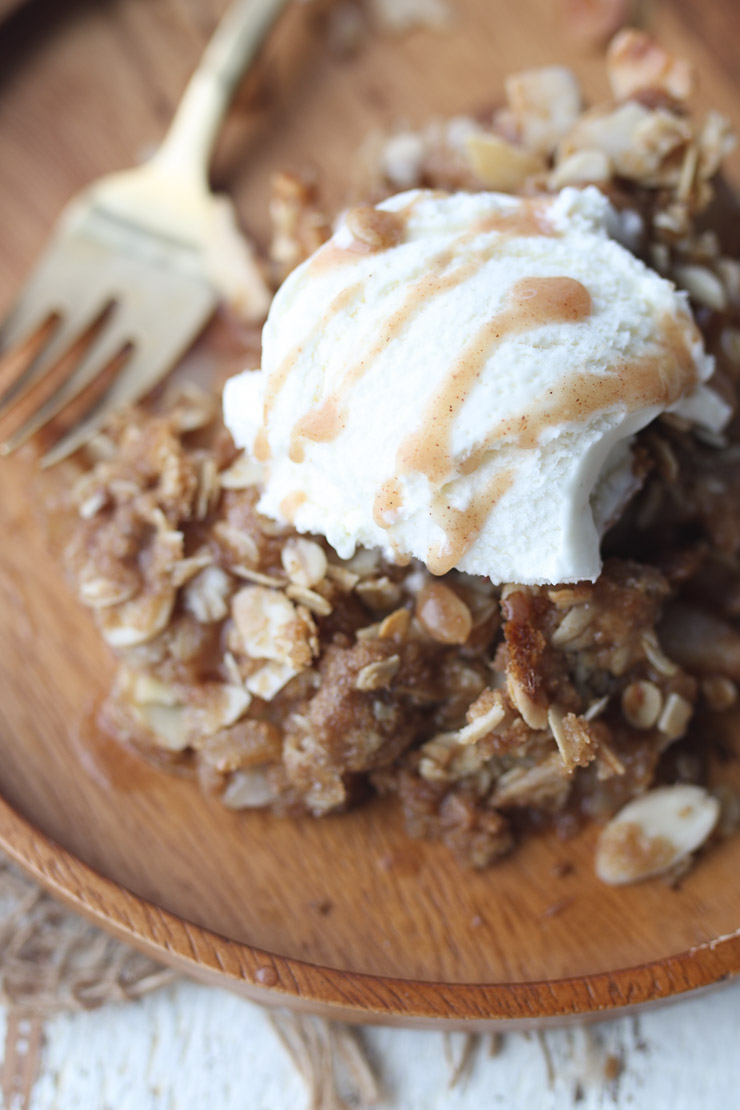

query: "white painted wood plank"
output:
23 978 740 1109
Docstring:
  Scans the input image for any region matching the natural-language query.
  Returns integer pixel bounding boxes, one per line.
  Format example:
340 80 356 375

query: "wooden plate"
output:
1 0 740 1029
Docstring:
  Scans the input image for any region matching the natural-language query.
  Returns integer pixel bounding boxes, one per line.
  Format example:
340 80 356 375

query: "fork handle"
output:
152 0 292 187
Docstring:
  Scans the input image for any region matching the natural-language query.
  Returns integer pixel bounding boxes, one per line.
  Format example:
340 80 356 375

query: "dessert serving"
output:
61 30 740 886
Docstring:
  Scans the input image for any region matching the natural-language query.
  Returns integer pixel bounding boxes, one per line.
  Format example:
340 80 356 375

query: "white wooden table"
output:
16 977 740 1108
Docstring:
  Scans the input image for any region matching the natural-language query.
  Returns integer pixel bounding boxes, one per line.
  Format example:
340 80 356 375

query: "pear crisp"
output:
61 32 740 883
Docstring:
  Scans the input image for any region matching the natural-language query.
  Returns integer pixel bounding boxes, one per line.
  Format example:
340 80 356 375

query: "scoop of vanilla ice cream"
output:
224 187 728 585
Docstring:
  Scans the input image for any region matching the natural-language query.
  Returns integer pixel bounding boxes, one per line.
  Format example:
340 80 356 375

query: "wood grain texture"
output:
1 0 740 1027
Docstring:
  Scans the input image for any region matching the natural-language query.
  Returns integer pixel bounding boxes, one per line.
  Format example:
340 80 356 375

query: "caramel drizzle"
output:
474 199 555 240
372 477 404 528
398 277 593 483
254 200 706 576
392 278 703 575
260 280 367 460
288 240 521 462
254 426 270 463
279 490 307 522
367 277 588 573
305 192 445 277
427 469 515 576
266 196 557 465
289 396 344 463
289 248 468 460
455 309 703 465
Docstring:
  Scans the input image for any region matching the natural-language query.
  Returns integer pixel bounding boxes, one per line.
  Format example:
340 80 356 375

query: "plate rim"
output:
1 793 738 1028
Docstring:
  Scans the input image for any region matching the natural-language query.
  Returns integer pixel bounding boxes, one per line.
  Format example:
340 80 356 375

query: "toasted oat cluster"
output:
63 32 740 882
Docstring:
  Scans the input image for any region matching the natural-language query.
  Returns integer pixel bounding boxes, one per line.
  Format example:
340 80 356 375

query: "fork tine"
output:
0 302 110 419
40 314 209 468
0 295 54 360
0 234 77 357
1 325 129 454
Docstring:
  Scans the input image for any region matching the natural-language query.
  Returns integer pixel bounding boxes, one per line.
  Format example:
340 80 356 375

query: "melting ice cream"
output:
224 187 727 584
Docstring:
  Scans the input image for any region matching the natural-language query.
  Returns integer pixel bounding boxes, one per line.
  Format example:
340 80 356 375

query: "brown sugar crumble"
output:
58 33 740 880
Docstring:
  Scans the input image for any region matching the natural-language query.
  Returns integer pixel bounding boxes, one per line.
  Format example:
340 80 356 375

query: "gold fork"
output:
0 0 290 466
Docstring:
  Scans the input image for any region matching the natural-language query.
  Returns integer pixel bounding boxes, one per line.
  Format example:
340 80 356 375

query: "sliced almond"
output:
548 149 611 190
696 111 735 183
356 576 403 612
189 684 252 738
595 785 719 885
231 566 287 588
213 522 260 569
656 692 693 741
377 607 411 641
135 703 190 751
325 564 361 592
551 605 593 648
548 707 596 772
505 66 582 155
416 581 472 645
77 488 109 519
220 452 265 490
78 574 138 610
558 101 691 187
507 673 548 730
99 588 176 648
285 584 333 617
672 264 728 312
221 767 279 809
621 681 663 730
245 660 302 701
170 549 215 588
465 132 545 191
281 538 328 589
456 692 507 746
356 655 401 692
232 585 314 668
183 565 233 623
701 676 738 712
606 29 694 102
492 753 571 810
641 630 679 677
117 668 189 751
